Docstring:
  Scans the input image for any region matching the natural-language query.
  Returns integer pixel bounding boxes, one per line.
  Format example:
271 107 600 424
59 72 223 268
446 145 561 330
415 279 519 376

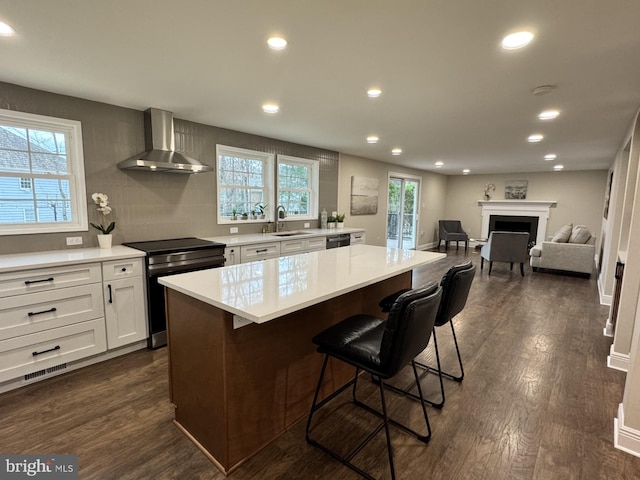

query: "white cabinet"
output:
307 237 327 252
224 247 240 266
240 242 281 263
0 262 107 384
102 259 147 349
280 237 327 256
350 232 366 244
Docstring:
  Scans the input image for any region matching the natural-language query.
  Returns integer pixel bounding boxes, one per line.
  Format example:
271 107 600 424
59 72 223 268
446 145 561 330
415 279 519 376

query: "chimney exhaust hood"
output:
118 108 213 173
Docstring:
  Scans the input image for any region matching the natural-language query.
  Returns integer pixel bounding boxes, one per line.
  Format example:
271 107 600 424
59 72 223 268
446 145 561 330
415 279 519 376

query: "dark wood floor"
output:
2 247 639 479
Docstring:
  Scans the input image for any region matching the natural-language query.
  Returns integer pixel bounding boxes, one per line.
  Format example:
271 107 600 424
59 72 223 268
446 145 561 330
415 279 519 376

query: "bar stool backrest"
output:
379 282 442 379
436 261 476 327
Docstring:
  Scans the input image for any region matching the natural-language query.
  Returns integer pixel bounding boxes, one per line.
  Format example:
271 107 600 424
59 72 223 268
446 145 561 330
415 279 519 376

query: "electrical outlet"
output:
230 227 238 234
66 236 83 246
304 223 310 228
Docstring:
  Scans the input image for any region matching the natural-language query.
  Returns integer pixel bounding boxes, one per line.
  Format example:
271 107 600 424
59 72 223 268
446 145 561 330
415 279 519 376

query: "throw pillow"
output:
569 225 592 244
551 223 573 243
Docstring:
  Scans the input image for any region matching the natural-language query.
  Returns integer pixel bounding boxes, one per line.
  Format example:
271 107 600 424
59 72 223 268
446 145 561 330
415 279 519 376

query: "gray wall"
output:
0 81 338 254
337 153 448 248
444 171 608 241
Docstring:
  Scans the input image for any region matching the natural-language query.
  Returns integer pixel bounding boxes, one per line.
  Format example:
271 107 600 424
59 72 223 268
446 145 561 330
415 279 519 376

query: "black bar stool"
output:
378 261 476 408
305 282 442 480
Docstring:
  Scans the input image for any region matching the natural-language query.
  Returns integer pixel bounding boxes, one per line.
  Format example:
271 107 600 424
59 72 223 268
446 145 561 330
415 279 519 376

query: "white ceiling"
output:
1 0 640 175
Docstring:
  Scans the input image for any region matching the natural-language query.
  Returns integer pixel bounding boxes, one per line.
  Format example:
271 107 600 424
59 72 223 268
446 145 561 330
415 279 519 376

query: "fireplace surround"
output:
478 200 557 246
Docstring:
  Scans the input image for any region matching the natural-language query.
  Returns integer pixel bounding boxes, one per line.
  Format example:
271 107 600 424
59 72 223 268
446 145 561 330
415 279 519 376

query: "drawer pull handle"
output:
28 307 57 317
32 345 61 357
25 277 54 285
256 249 268 253
108 284 113 304
121 267 127 272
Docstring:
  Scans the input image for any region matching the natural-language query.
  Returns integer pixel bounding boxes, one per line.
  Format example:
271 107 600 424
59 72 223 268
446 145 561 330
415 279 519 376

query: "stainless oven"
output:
123 238 226 349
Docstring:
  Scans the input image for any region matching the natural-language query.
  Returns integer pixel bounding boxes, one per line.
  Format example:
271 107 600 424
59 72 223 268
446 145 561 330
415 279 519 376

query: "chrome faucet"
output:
276 205 286 232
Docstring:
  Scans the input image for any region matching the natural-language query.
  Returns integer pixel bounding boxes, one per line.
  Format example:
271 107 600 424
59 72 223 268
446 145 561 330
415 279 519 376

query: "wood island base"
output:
165 272 411 474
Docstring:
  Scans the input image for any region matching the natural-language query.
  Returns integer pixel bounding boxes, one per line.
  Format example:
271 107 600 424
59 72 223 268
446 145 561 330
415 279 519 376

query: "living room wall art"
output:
505 180 528 199
350 176 379 215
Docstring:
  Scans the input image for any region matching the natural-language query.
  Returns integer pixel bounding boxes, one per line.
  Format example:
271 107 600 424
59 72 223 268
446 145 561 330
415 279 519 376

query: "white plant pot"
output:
337 222 344 229
97 234 112 249
328 223 336 229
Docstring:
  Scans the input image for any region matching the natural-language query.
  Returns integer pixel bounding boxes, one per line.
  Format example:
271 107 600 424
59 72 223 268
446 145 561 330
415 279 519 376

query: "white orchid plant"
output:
90 193 116 234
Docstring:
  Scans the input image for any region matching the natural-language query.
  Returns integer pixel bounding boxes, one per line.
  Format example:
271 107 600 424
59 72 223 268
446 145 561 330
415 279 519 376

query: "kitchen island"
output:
159 245 445 474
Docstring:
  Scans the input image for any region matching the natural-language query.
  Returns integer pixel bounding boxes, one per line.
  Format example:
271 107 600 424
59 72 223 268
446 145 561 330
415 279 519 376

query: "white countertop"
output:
159 244 445 324
204 227 364 247
0 246 146 273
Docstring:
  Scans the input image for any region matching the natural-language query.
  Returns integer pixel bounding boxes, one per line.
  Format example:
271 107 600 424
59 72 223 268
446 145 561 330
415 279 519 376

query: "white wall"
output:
337 153 448 248
444 171 608 241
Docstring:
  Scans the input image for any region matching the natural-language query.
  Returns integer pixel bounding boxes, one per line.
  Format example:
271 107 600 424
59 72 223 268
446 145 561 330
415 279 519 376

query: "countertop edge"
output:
0 246 147 273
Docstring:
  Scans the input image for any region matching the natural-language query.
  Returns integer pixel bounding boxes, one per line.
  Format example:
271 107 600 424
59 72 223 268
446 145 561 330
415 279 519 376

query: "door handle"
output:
108 284 113 303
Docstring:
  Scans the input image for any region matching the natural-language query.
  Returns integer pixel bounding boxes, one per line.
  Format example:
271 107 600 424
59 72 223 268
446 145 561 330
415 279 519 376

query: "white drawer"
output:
0 263 102 298
0 318 107 383
240 242 281 263
0 283 105 341
350 232 366 244
102 258 143 281
307 237 326 251
280 239 306 255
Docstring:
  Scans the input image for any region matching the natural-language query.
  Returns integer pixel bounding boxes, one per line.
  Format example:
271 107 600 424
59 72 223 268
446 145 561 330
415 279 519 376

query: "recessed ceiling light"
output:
435 161 444 168
367 135 379 144
462 169 470 175
544 153 557 161
267 36 287 50
528 134 544 143
391 148 402 155
0 21 15 37
554 164 564 171
367 88 382 98
539 110 560 120
502 31 534 50
262 104 279 114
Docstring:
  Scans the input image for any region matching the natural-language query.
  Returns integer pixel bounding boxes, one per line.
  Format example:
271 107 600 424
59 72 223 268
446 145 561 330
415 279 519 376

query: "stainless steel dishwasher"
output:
325 233 351 249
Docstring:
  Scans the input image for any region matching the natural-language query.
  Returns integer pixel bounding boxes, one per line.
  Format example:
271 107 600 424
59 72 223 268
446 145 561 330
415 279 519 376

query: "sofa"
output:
529 224 596 276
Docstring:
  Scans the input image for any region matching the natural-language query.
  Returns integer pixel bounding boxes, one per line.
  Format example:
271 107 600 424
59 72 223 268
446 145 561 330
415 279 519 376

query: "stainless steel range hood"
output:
118 108 213 173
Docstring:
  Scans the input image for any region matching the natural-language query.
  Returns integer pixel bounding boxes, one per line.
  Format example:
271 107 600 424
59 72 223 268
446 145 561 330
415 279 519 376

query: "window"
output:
19 177 32 190
216 145 274 224
277 155 319 221
0 109 87 235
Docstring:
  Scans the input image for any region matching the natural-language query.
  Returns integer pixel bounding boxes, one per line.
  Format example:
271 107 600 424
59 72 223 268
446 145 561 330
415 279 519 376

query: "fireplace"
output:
489 215 538 248
478 200 557 246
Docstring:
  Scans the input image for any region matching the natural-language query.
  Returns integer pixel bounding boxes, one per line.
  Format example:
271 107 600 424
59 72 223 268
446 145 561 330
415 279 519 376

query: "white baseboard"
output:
608 344 629 372
615 403 640 458
598 276 612 305
416 242 437 251
604 318 614 337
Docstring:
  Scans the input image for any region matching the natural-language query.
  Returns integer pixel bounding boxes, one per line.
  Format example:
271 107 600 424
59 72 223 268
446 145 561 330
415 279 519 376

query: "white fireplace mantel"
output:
478 200 557 245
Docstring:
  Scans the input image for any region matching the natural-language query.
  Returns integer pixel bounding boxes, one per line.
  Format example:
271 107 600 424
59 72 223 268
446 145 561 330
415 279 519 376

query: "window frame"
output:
0 108 88 235
216 145 275 225
276 154 319 222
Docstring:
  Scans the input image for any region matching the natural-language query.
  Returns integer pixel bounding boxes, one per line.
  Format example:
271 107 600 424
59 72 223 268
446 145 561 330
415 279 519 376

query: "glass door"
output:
386 176 420 249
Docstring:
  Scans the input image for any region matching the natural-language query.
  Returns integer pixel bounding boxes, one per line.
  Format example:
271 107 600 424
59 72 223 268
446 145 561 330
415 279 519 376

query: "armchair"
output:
480 231 530 276
438 220 469 251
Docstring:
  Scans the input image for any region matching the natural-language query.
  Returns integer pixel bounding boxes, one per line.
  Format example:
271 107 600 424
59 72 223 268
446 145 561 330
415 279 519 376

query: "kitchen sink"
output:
270 231 308 237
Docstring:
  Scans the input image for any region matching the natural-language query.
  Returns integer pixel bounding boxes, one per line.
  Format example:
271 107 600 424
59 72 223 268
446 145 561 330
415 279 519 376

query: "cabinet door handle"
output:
25 277 54 285
32 345 61 356
256 249 268 253
28 307 57 317
108 284 113 303
121 267 127 272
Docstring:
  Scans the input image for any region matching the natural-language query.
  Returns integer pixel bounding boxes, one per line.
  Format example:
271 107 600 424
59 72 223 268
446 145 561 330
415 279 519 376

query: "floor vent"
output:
24 363 68 381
